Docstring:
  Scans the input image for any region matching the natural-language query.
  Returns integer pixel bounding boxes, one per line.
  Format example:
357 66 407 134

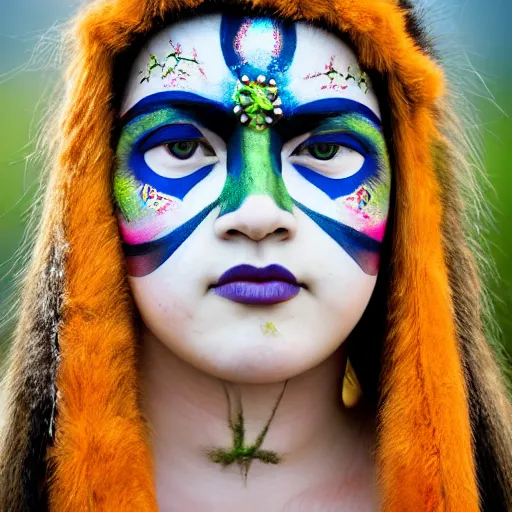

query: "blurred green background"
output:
0 0 511 373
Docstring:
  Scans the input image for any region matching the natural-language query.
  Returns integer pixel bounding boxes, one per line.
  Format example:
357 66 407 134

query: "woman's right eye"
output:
144 137 219 178
163 139 216 160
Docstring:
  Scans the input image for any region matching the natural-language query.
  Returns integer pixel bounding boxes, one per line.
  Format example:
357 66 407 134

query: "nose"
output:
214 195 297 242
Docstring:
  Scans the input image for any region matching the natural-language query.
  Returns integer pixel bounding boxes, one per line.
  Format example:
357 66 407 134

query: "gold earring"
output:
342 357 363 408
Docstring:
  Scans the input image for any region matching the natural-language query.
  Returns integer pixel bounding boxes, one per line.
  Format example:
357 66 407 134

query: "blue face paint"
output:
123 200 220 277
287 99 386 201
293 200 381 276
292 133 377 199
129 123 214 200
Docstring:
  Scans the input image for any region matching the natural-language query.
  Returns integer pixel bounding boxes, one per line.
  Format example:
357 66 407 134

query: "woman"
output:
1 0 511 511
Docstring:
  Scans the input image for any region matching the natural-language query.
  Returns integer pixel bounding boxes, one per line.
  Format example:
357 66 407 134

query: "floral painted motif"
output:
344 186 372 218
114 173 178 223
140 39 206 87
140 184 178 215
233 19 283 64
338 177 389 243
304 57 369 93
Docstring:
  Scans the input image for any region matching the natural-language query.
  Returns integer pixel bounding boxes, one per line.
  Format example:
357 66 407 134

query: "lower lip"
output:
213 281 301 305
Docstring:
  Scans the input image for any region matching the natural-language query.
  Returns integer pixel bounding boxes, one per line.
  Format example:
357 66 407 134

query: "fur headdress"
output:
1 0 511 510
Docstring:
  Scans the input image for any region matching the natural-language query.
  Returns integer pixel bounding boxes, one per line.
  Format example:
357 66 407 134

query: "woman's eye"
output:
165 141 199 160
289 138 365 179
307 143 339 160
143 136 219 179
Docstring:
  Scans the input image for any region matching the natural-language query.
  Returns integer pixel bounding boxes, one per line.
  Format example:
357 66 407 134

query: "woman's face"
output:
114 15 391 383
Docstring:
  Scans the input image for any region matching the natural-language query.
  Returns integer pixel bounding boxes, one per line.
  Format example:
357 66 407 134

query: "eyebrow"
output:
278 98 382 141
120 91 234 140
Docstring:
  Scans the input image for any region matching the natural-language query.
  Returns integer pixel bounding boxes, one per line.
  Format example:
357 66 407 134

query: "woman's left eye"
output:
289 139 365 179
165 141 199 160
306 143 339 161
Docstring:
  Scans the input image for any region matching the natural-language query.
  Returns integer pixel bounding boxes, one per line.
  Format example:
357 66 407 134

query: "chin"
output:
139 283 359 383
173 322 340 384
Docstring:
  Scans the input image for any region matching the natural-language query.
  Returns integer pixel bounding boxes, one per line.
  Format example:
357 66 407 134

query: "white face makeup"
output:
114 14 391 383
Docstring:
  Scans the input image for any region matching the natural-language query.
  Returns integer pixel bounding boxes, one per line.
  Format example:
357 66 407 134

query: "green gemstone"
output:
240 94 254 106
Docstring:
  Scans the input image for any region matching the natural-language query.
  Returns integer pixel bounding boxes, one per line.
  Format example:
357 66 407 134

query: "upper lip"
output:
213 264 299 287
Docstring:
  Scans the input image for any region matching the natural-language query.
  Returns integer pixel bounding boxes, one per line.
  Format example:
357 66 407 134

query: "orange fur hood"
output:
1 0 511 511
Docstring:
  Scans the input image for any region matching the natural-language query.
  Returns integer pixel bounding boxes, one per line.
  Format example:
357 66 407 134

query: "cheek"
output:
282 162 390 242
130 273 195 334
282 163 339 217
125 214 221 360
128 259 205 367
114 164 226 246
296 211 379 321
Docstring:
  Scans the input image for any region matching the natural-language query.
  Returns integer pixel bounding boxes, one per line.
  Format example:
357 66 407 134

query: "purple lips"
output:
212 264 301 305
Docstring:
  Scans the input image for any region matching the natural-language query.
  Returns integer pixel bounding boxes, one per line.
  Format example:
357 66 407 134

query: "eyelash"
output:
139 123 206 153
291 134 369 164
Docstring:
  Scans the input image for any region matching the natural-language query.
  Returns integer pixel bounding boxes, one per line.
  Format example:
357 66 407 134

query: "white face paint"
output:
115 14 391 383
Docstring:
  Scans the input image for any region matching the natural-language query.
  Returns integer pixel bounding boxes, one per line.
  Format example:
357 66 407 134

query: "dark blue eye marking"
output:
290 98 382 127
284 98 384 200
121 91 235 146
292 133 377 200
129 123 214 201
121 91 232 128
124 199 220 277
301 133 368 155
139 124 203 152
293 200 381 276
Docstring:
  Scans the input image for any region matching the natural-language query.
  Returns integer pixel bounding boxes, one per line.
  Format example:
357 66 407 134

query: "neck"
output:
141 326 377 511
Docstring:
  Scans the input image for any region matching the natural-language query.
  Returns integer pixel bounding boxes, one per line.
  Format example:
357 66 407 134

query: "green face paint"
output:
218 126 294 216
114 109 187 224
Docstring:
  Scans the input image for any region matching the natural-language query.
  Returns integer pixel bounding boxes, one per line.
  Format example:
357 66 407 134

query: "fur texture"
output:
0 0 510 511
0 186 66 512
432 103 512 511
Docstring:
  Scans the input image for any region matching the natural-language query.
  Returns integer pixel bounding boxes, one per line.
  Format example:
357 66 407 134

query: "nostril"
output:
214 196 297 242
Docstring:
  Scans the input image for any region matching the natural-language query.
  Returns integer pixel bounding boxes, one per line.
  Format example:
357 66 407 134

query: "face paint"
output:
115 105 218 246
140 39 207 86
262 322 279 336
219 126 293 216
304 58 370 93
220 17 297 85
115 15 391 278
288 99 390 242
